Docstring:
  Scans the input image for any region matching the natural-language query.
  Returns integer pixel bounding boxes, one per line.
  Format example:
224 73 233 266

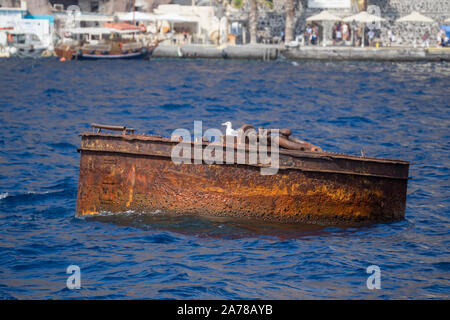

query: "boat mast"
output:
132 0 135 25
132 0 136 39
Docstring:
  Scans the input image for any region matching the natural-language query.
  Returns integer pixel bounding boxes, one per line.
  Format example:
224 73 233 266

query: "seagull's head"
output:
221 121 232 127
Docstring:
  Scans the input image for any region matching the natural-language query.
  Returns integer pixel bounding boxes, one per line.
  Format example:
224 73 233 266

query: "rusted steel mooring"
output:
76 127 409 225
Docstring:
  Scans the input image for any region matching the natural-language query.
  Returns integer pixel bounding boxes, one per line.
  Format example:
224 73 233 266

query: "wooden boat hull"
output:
76 132 409 225
77 47 154 60
55 44 156 60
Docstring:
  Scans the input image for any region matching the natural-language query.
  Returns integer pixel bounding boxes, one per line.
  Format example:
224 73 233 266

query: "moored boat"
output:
55 23 158 60
76 124 409 225
6 31 49 58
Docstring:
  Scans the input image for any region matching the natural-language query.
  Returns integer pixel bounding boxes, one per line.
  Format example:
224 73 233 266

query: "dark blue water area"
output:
0 57 449 299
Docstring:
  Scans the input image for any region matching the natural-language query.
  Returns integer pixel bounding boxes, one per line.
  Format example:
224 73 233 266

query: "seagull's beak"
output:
221 122 227 126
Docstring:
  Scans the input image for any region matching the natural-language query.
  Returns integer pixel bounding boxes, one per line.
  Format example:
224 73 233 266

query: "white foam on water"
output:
26 190 53 194
0 192 8 200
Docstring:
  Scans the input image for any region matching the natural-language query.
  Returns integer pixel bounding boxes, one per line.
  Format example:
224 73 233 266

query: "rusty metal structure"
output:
76 124 409 225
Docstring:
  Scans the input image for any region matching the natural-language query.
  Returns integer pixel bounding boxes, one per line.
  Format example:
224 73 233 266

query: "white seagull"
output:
221 121 239 136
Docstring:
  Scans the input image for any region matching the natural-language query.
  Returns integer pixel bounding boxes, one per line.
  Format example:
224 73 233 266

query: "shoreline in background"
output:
2 44 450 62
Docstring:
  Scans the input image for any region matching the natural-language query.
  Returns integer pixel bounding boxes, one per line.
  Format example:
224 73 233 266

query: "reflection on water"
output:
84 211 355 240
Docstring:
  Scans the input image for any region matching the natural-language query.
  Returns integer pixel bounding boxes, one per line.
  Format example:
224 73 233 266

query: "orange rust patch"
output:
126 165 136 207
75 142 408 224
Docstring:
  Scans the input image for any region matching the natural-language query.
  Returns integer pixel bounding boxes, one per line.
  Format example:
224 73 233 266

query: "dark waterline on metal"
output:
0 58 449 299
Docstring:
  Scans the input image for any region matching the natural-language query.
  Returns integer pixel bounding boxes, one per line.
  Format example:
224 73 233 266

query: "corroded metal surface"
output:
76 132 409 225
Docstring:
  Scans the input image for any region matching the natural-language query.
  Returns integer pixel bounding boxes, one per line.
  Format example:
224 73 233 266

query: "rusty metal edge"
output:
79 132 410 166
77 147 409 180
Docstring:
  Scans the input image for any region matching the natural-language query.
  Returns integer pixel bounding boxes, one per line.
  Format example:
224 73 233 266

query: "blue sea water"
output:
0 58 449 299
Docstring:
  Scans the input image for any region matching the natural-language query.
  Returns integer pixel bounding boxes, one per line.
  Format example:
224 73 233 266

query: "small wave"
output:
43 88 65 96
90 209 165 217
42 177 75 191
160 103 191 110
47 142 77 150
331 116 374 125
433 261 450 271
205 105 235 113
143 233 180 244
0 192 8 200
88 210 138 217
0 189 74 205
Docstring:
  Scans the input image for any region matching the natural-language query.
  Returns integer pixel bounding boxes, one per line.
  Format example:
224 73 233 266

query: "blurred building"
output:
0 0 54 49
0 1 52 14
45 1 171 13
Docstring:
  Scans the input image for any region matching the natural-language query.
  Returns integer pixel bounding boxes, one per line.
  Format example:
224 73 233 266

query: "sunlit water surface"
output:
0 58 449 299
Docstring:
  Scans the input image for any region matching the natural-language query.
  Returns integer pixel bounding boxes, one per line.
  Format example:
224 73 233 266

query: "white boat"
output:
55 24 158 60
0 5 54 58
6 31 49 57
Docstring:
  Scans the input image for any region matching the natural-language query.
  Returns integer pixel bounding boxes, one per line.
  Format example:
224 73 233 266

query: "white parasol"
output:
343 11 386 47
306 10 342 47
397 11 434 23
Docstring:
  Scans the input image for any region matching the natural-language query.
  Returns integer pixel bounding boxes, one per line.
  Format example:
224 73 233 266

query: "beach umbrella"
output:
343 11 386 23
343 11 386 47
396 12 434 48
306 10 342 47
397 11 434 23
306 10 342 22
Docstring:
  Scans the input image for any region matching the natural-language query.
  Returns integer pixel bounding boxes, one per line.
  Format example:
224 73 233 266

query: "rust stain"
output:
75 131 409 225
126 165 136 208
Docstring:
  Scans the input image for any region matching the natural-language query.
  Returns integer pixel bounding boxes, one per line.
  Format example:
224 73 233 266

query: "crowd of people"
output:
300 22 449 48
303 24 319 45
413 28 449 48
437 28 450 47
303 22 380 47
331 22 351 44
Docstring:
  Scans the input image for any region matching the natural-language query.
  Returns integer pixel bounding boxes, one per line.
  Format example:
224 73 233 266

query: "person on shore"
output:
311 26 318 45
356 26 362 47
336 26 342 44
332 24 337 45
437 29 445 47
368 29 375 46
305 24 312 45
336 22 342 44
352 21 359 46
342 23 349 42
422 30 430 48
363 26 370 46
437 29 443 46
347 27 352 45
442 32 449 47
387 29 395 47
